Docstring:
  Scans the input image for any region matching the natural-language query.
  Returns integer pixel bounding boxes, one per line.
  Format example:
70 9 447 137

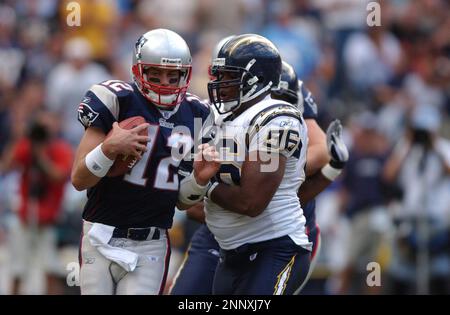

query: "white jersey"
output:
203 96 312 251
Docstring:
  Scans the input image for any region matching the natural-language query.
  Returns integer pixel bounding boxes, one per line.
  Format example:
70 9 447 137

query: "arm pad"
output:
178 172 210 206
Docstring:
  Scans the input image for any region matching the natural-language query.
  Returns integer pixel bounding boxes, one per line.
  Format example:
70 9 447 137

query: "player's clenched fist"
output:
193 143 221 185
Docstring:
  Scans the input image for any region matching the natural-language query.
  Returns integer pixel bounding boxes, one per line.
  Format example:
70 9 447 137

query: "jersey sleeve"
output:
300 82 319 120
185 93 211 121
77 81 127 134
248 115 304 158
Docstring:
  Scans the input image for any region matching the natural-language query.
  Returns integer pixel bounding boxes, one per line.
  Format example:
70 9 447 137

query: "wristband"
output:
85 144 114 177
321 163 343 181
179 172 211 205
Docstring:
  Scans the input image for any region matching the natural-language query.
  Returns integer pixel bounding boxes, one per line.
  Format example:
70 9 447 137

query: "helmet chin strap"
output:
218 100 239 113
218 80 272 114
242 81 273 103
211 106 232 126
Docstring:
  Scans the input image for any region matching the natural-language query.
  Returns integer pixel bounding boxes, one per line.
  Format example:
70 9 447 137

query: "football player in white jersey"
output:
202 34 312 295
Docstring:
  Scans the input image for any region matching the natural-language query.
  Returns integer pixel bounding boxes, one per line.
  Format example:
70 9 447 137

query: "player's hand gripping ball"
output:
106 116 147 177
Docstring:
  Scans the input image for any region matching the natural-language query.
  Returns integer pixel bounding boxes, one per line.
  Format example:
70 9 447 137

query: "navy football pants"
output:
170 223 319 295
169 224 219 295
212 235 311 295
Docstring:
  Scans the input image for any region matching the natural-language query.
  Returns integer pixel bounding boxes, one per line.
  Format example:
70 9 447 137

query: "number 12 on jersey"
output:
124 125 193 190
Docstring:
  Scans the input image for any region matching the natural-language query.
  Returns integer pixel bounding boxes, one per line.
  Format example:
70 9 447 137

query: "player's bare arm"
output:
298 119 349 204
298 171 333 204
209 153 287 217
305 119 329 176
71 123 149 191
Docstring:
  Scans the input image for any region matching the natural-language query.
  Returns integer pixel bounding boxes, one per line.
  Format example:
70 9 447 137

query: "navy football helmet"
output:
271 61 299 106
207 34 282 114
208 35 235 80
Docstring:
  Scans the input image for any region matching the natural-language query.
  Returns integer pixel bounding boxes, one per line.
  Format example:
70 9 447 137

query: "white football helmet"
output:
132 29 192 108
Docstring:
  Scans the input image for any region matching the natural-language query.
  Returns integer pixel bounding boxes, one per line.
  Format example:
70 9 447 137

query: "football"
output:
106 116 147 177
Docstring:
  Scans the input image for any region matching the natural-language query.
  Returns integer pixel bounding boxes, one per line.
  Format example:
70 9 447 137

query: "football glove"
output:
326 119 349 169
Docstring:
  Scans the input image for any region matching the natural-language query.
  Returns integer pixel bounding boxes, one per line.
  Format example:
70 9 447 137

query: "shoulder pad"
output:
247 102 302 139
184 93 210 119
87 80 134 120
184 93 209 108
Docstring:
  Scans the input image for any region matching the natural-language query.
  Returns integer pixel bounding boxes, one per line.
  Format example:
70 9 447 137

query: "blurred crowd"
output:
0 0 449 295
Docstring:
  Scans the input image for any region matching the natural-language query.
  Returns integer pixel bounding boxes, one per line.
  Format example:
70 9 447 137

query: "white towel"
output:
88 223 139 272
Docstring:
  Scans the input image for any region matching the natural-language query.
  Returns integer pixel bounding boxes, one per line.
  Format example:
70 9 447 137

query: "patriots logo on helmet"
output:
78 103 99 127
135 35 148 60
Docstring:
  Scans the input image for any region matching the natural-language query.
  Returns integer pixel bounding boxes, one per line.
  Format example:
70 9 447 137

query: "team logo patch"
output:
208 249 220 257
84 257 95 264
279 120 293 127
78 103 99 127
135 35 148 60
278 80 289 90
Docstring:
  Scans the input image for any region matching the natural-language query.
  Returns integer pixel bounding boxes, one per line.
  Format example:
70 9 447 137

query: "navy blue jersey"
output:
303 200 317 232
77 80 209 229
299 80 318 120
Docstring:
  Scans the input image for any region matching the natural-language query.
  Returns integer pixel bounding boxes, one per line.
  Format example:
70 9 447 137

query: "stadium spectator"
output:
45 37 109 147
0 110 73 294
343 25 402 98
383 104 450 294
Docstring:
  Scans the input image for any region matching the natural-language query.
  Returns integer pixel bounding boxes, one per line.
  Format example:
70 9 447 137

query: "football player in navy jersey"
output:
169 38 348 294
71 29 220 295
